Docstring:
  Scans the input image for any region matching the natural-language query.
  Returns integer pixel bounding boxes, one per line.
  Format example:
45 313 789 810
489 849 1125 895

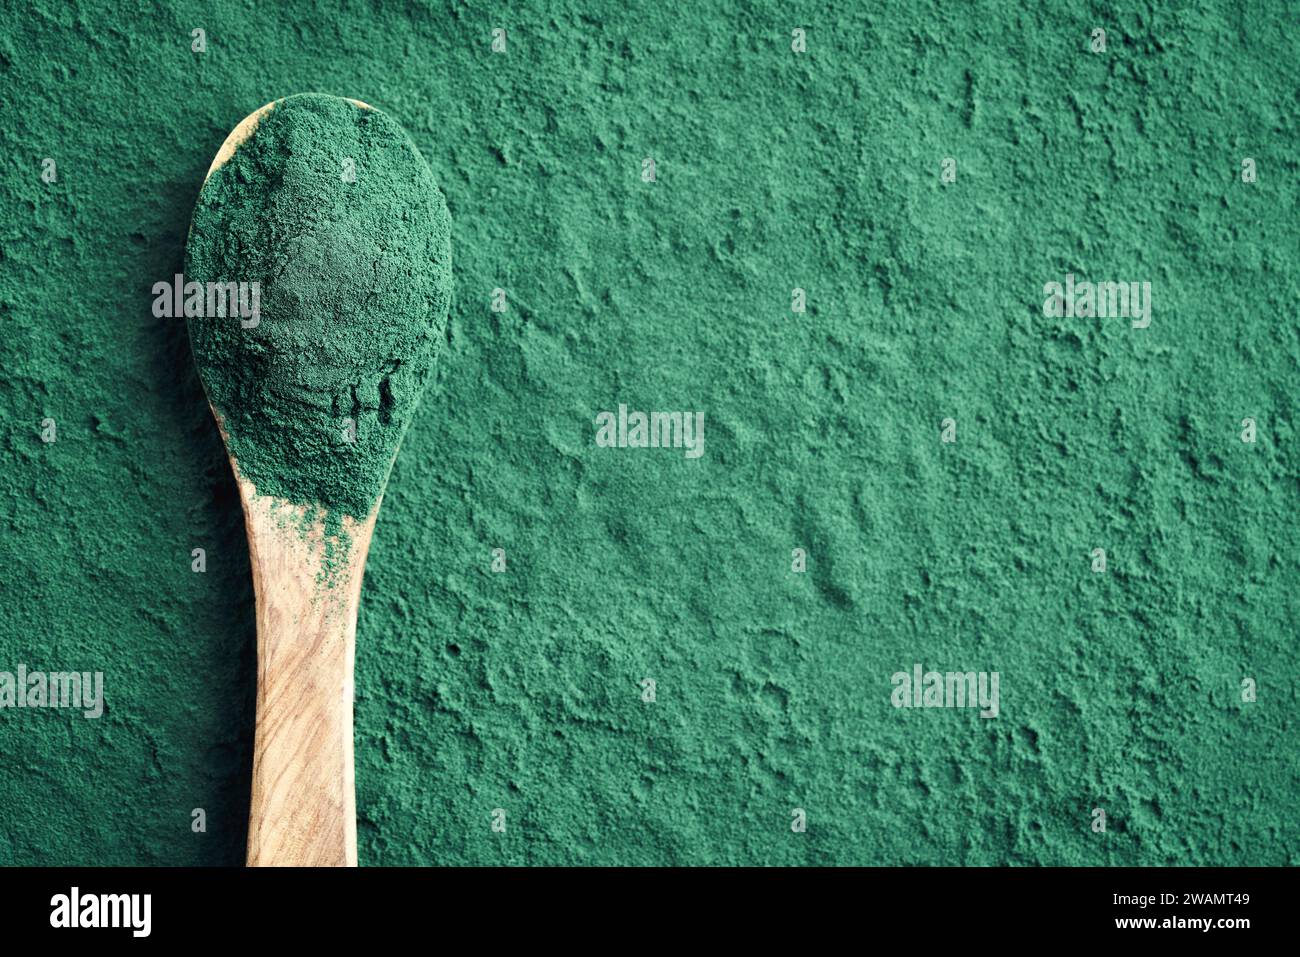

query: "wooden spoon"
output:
195 98 376 867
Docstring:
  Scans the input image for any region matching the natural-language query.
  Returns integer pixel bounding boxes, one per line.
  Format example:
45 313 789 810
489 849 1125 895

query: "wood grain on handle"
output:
239 484 376 867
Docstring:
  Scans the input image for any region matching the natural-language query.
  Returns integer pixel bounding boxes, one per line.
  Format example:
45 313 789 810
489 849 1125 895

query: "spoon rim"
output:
204 96 374 184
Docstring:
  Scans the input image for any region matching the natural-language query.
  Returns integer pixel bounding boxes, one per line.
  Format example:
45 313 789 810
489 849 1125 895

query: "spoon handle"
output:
241 492 375 867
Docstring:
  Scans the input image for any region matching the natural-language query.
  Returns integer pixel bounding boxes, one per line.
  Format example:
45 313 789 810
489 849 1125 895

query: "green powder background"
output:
1 2 1297 865
187 93 453 520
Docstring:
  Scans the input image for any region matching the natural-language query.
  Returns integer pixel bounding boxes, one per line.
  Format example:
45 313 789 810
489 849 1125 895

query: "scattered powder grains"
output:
185 93 453 520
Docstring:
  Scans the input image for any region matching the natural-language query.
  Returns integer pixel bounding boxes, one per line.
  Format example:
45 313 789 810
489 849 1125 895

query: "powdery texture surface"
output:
0 2 1296 864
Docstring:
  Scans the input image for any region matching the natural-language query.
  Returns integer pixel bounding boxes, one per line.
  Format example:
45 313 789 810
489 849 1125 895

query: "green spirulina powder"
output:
186 93 453 521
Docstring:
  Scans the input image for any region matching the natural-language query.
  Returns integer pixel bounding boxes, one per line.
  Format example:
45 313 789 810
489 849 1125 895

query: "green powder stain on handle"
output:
185 93 453 520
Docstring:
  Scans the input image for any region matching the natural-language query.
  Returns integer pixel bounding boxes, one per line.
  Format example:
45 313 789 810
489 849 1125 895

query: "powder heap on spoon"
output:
186 93 453 519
